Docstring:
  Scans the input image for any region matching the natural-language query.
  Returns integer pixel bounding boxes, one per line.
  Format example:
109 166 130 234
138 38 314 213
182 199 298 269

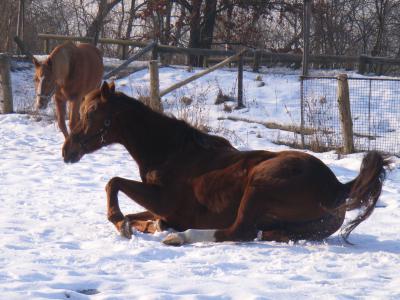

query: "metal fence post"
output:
300 76 305 148
237 54 245 109
302 0 311 76
0 54 13 114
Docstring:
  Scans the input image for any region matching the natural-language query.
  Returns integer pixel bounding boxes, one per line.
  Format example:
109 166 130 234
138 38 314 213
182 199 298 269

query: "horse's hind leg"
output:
286 211 345 241
260 210 346 243
163 185 262 245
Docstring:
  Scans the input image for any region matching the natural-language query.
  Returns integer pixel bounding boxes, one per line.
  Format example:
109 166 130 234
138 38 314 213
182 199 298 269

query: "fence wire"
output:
301 76 400 155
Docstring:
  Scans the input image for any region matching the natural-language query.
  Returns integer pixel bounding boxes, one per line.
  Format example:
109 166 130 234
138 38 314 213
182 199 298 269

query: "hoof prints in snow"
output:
76 288 100 295
64 289 100 298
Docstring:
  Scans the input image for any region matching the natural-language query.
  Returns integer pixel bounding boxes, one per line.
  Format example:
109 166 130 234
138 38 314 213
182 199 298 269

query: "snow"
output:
1 62 400 299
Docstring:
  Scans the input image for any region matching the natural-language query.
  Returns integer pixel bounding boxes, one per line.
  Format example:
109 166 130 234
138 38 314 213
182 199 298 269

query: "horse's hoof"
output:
162 233 185 246
119 217 133 239
154 219 166 232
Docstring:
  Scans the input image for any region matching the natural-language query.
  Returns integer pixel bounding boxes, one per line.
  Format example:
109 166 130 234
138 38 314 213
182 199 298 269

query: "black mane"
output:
111 91 235 151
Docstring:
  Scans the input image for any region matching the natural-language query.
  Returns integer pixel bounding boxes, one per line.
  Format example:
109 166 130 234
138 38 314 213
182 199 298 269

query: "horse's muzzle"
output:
62 140 83 164
35 97 48 110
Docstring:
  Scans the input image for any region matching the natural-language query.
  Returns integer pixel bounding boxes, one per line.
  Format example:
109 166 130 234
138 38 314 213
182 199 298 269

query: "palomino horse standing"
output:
62 82 389 246
33 41 103 138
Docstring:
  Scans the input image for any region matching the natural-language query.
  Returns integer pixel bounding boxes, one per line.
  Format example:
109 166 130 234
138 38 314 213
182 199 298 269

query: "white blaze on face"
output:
35 75 47 109
36 75 45 97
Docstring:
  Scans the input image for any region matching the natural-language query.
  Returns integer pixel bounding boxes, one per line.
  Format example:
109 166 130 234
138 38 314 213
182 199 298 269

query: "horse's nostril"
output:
35 98 48 110
36 102 45 110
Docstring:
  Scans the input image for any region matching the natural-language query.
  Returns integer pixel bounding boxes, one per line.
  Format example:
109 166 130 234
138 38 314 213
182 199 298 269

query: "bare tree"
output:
86 0 123 45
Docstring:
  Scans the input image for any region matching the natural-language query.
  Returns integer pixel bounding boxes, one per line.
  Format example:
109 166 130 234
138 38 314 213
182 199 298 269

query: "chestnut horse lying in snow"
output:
33 41 103 139
62 82 389 246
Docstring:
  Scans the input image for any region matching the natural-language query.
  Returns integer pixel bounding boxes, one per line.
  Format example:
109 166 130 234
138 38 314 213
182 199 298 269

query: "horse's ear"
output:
109 81 116 93
100 81 111 102
33 57 40 68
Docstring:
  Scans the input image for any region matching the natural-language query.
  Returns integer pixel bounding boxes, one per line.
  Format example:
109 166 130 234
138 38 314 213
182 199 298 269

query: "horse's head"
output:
62 81 116 163
33 57 57 110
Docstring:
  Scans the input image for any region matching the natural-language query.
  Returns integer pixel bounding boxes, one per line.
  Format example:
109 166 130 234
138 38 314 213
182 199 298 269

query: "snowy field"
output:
1 63 400 299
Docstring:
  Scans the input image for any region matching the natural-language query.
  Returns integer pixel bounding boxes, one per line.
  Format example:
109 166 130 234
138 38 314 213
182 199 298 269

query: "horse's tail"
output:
338 151 390 242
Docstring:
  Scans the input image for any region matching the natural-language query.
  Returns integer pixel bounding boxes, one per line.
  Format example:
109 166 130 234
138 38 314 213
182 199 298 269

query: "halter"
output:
79 118 112 151
36 85 57 102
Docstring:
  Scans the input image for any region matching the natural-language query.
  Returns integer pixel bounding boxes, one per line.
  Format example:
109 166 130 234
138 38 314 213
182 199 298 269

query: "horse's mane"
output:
81 90 235 151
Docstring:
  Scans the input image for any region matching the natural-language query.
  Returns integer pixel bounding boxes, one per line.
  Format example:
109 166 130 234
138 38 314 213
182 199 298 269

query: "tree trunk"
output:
173 3 186 46
198 0 217 65
164 1 172 45
86 0 123 45
371 0 388 57
117 0 126 39
188 0 202 66
199 0 217 49
125 0 136 39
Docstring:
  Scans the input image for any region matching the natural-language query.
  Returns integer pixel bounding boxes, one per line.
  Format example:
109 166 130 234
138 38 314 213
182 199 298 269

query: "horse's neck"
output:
51 46 73 85
118 108 186 170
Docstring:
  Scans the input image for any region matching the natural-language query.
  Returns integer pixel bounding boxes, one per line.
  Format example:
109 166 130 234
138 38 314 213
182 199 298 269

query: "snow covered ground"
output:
1 63 400 299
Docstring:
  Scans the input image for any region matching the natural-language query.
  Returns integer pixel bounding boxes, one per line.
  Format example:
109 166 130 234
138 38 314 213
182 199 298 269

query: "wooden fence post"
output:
253 49 261 72
237 54 245 109
337 74 354 154
0 54 14 114
149 60 163 112
152 44 158 61
358 55 367 75
120 45 128 60
44 38 50 54
202 56 208 68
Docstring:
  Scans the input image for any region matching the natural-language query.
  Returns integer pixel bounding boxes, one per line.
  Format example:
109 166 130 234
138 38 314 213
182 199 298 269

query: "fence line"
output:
38 34 400 74
301 75 400 155
103 41 156 80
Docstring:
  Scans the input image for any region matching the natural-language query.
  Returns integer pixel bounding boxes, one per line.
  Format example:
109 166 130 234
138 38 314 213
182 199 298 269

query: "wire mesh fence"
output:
301 76 400 155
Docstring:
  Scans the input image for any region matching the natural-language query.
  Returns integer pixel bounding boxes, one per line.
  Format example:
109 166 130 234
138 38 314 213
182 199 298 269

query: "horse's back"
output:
70 43 103 94
249 150 340 191
76 43 103 62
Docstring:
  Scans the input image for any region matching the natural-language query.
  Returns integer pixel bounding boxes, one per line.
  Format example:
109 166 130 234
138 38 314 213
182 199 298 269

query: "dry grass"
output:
163 83 212 132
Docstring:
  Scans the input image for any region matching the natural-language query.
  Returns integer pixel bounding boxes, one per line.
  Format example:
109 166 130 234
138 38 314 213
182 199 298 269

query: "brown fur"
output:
33 41 103 139
62 82 389 244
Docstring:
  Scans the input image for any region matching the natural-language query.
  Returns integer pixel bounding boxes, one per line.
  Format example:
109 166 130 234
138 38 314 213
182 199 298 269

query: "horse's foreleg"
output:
55 96 68 138
68 98 81 132
105 177 172 238
118 211 167 238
